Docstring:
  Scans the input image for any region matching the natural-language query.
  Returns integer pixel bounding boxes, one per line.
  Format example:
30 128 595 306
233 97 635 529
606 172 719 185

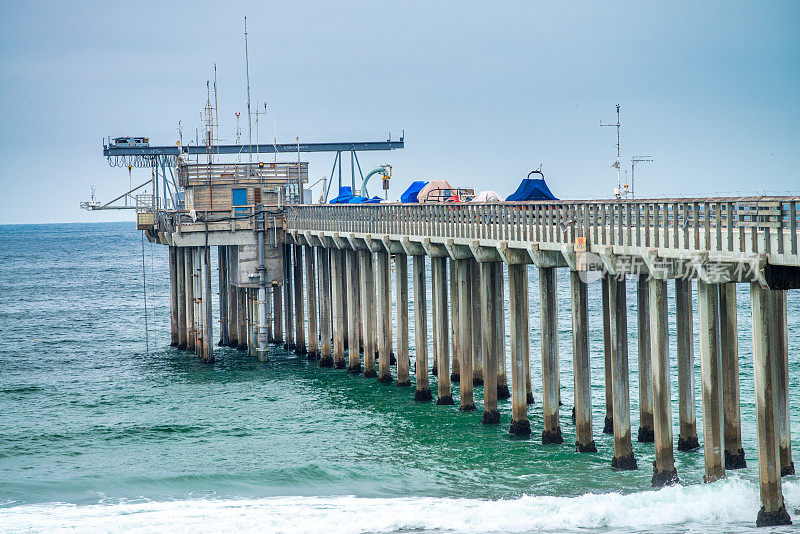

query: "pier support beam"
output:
201 246 214 363
456 259 475 410
449 259 460 383
293 244 306 354
675 279 700 450
719 283 746 470
508 263 531 436
610 276 636 469
331 249 346 369
227 247 238 348
637 274 654 442
346 250 361 372
194 248 203 358
217 246 229 347
540 267 562 444
284 243 294 351
176 247 187 350
751 283 792 527
305 246 319 360
376 250 392 381
432 257 453 405
237 287 247 351
471 260 484 386
698 280 725 483
481 262 500 424
773 290 794 477
495 263 510 400
396 253 410 386
413 255 431 400
184 248 195 352
271 282 282 347
359 250 377 378
601 274 614 435
169 246 179 347
571 271 595 452
650 278 678 486
318 247 333 367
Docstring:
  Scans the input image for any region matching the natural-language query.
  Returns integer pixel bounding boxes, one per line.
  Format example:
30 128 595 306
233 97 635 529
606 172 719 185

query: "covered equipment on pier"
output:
400 181 429 203
506 171 558 201
329 186 355 204
417 180 455 203
472 190 502 202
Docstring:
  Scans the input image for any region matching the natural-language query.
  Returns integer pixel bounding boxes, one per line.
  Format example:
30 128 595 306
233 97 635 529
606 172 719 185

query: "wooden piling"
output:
305 246 319 360
432 257 453 405
169 246 179 347
293 244 306 354
481 262 500 424
359 250 377 377
649 278 678 486
698 280 725 483
719 283 746 469
508 263 531 436
637 274 654 442
456 259 474 410
571 271 595 452
176 247 187 350
413 255 431 400
601 274 614 435
540 266 562 444
395 253 410 386
471 260 484 386
346 250 361 372
609 276 636 469
751 283 792 527
377 250 392 381
318 247 333 367
675 278 700 450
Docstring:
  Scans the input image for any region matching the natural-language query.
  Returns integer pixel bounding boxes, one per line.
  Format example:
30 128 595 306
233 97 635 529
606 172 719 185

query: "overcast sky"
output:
1 1 798 224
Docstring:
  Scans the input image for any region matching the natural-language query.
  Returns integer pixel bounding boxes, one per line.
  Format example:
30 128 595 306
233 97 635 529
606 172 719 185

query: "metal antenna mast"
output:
631 155 653 199
245 16 253 162
601 104 622 198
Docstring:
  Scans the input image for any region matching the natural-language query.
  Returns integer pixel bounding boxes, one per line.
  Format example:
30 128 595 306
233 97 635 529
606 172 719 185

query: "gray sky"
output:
1 1 798 224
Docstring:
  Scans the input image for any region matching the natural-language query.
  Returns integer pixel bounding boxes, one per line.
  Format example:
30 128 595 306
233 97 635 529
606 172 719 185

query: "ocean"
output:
0 222 797 533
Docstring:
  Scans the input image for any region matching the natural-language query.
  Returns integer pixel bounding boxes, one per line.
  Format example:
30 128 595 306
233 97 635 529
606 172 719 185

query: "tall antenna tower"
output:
213 63 219 150
235 112 241 162
244 17 253 162
204 80 214 164
601 104 622 198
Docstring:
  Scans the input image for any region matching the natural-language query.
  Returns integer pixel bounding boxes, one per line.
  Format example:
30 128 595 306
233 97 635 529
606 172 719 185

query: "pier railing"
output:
286 197 800 266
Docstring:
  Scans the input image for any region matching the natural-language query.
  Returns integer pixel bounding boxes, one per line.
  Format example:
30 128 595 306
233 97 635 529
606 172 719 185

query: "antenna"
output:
601 104 622 198
244 16 253 162
631 155 653 199
235 112 241 162
213 63 219 152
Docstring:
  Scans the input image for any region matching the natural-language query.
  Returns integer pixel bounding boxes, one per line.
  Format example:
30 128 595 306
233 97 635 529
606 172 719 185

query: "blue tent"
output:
400 181 428 203
329 186 354 204
505 177 558 201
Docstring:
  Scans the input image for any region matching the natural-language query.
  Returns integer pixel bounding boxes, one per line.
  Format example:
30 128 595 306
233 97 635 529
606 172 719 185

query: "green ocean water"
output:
0 222 798 533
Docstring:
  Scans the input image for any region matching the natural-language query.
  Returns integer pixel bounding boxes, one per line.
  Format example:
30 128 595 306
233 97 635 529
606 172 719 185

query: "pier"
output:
93 141 798 527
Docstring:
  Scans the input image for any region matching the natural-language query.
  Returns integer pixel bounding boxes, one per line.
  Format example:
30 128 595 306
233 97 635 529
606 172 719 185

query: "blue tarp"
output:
400 181 428 203
348 196 382 204
505 178 558 201
329 186 354 204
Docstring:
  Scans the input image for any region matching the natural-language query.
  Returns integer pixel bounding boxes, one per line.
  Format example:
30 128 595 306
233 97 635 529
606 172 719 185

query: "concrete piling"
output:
293 244 306 354
772 290 794 477
346 249 361 372
570 270 595 452
359 250 377 378
377 250 392 382
471 260 484 386
432 257 453 405
601 274 614 435
169 247 179 347
540 266 562 444
637 274 654 443
318 247 333 367
481 262 500 424
698 280 725 483
675 278 700 451
237 287 247 351
449 259 460 383
494 265 510 400
305 246 319 360
413 255 432 400
271 282 282 347
649 278 678 486
217 246 229 347
227 247 238 348
184 248 195 352
609 276 636 469
395 253 410 386
331 248 346 369
751 283 792 527
201 246 214 363
284 243 294 351
719 283 746 470
456 259 475 410
176 247 187 350
508 263 531 436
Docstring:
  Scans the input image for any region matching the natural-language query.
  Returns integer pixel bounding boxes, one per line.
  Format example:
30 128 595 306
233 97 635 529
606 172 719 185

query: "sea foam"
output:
1 477 798 533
